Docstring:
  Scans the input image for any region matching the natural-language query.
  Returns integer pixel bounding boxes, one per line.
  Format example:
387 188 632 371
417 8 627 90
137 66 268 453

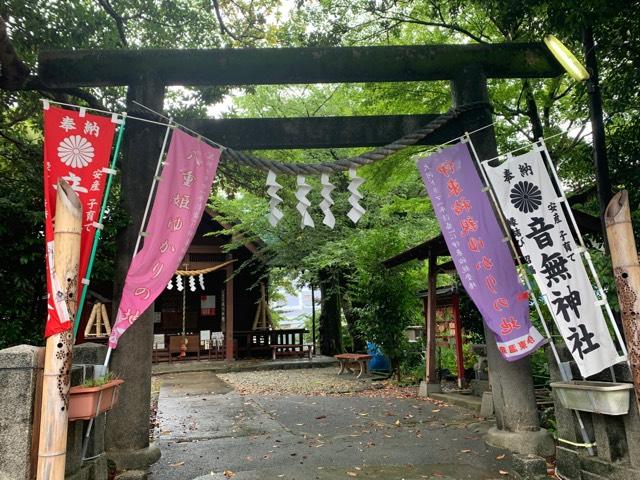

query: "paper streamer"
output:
319 173 336 228
266 170 283 227
347 168 365 224
295 175 315 228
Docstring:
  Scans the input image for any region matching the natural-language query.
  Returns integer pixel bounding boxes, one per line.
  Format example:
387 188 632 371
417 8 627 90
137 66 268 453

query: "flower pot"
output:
68 379 124 422
550 380 634 416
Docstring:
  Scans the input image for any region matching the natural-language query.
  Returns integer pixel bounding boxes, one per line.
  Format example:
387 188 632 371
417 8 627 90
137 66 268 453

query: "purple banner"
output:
418 142 544 361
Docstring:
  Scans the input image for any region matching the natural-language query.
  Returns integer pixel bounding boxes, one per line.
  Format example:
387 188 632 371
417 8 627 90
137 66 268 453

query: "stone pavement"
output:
148 369 515 480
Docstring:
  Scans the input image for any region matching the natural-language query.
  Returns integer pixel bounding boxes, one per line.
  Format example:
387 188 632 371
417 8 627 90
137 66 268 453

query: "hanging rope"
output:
175 259 236 276
219 101 488 175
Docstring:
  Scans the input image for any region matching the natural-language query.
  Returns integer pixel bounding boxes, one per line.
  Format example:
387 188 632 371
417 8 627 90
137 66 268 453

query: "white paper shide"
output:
347 168 365 224
266 170 284 227
295 175 314 228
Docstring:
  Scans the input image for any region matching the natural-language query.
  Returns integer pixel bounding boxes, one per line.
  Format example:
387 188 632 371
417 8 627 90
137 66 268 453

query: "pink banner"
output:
109 129 220 348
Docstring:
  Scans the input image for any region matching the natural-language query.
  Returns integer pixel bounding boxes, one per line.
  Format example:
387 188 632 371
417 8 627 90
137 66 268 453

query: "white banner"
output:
483 147 622 378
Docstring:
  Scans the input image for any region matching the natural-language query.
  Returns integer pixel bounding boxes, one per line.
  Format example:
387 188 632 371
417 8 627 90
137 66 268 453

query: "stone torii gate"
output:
36 43 561 469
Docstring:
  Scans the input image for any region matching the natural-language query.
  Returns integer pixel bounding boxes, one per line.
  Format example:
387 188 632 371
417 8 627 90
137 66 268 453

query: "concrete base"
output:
106 444 161 471
480 392 494 418
418 381 441 397
512 453 548 479
115 470 147 480
0 345 44 480
485 426 555 457
66 455 109 480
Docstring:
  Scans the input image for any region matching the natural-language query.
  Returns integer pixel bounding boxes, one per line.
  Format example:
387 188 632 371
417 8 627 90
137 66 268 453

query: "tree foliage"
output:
0 0 638 354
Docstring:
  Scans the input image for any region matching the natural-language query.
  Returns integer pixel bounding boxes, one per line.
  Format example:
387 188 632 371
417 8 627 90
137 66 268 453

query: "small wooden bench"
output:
271 344 313 361
334 353 373 379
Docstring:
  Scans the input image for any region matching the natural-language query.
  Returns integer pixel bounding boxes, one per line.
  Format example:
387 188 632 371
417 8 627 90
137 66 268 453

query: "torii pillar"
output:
105 80 165 470
450 66 554 456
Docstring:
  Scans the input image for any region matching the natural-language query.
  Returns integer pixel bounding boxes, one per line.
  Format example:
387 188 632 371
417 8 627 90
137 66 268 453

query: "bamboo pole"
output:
74 117 126 340
101 303 111 335
605 190 640 401
84 303 98 337
96 303 102 337
37 180 82 479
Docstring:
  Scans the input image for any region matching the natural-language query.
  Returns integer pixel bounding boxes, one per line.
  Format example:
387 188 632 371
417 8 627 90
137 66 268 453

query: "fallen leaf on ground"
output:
224 470 236 478
496 454 505 460
347 472 357 477
499 470 509 475
461 449 471 453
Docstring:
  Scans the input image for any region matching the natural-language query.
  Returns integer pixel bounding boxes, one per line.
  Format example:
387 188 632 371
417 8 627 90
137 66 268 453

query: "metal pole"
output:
539 139 628 366
74 116 127 341
583 25 611 250
311 283 317 355
132 120 173 257
470 136 596 456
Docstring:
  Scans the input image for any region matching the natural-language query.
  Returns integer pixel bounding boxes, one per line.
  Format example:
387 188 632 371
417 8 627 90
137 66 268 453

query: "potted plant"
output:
68 372 124 422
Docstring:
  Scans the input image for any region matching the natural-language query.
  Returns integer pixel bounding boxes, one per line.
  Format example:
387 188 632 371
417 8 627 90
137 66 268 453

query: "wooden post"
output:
37 180 82 479
605 190 640 402
453 292 465 389
425 252 438 385
225 263 234 361
101 303 111 335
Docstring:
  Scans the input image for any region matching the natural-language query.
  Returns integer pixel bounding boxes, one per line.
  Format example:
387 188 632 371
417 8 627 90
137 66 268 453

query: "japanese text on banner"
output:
483 148 622 377
43 107 117 337
108 129 220 348
417 142 544 361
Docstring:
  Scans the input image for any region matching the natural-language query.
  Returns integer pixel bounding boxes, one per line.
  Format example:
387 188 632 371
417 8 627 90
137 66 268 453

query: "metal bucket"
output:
550 381 634 416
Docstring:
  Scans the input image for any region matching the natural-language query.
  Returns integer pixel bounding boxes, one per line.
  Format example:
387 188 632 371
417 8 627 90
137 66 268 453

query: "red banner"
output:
43 106 117 337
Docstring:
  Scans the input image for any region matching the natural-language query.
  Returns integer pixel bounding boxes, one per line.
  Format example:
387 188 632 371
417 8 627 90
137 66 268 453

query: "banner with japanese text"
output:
108 129 221 348
43 106 117 337
484 147 622 377
418 142 544 361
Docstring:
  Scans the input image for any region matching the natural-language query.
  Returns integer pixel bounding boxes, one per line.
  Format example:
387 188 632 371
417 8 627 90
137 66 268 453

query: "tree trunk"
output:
318 268 342 355
340 293 366 353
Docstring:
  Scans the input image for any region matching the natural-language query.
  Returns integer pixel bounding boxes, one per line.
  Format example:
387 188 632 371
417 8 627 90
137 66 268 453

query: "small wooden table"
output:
334 353 372 379
271 344 313 361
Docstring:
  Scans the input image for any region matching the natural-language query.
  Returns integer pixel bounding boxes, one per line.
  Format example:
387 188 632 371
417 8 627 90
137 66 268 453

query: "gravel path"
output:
217 367 443 402
218 366 384 395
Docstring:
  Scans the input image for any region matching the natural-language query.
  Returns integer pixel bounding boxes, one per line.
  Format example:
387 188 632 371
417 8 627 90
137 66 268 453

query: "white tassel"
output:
295 175 314 228
198 273 205 290
189 275 196 292
176 275 184 291
347 168 365 224
319 173 335 228
266 170 283 227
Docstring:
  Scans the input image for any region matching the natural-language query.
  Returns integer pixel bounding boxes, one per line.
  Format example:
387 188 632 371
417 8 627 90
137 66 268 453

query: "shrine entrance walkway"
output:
148 369 514 480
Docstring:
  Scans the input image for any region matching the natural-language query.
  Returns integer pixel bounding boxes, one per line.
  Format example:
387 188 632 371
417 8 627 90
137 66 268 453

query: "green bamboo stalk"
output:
74 117 126 341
